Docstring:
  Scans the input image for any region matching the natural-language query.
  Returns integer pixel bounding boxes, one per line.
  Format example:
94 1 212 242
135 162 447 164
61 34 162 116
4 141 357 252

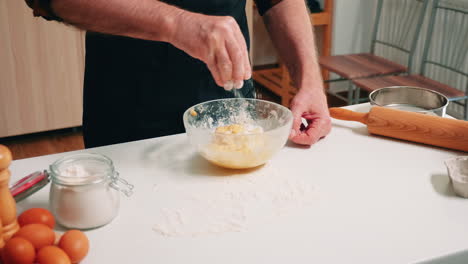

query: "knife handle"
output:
329 108 369 125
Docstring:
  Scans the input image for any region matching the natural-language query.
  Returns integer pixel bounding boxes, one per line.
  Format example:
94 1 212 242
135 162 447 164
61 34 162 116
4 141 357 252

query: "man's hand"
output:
260 0 331 146
171 12 251 90
289 88 331 146
45 0 251 91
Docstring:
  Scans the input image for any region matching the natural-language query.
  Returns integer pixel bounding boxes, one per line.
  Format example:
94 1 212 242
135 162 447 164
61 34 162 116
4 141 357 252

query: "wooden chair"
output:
319 0 429 104
253 0 334 107
353 0 468 120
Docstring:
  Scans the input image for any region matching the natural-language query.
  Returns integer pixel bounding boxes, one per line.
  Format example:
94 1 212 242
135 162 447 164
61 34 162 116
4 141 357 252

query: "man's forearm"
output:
25 0 252 89
263 0 323 91
44 0 183 43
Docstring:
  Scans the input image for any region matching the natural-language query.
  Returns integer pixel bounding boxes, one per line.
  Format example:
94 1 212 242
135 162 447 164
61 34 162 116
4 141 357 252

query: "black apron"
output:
82 0 255 148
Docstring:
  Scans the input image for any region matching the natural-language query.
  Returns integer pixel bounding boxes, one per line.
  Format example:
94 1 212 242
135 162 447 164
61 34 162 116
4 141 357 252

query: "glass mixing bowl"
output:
183 98 293 169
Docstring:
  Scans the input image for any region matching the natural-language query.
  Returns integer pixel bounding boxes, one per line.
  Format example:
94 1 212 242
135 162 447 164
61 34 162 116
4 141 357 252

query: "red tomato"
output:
18 208 55 229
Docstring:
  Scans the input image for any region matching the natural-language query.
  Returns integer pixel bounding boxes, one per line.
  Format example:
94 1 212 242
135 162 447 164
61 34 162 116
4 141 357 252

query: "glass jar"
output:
49 153 133 229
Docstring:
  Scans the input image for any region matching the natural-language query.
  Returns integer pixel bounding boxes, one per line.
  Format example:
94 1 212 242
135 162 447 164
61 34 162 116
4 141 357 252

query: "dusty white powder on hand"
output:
151 165 315 237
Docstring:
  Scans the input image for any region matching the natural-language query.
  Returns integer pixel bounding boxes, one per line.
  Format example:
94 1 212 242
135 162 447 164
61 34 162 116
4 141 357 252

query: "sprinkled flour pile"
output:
151 165 315 237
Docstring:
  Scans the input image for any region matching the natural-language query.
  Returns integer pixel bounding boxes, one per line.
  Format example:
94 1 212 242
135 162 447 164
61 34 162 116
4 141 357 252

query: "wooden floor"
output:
0 128 84 160
0 86 346 161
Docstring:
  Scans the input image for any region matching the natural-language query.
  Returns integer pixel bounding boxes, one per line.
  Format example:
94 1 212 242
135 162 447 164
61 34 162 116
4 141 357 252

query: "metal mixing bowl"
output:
183 98 293 169
369 86 449 116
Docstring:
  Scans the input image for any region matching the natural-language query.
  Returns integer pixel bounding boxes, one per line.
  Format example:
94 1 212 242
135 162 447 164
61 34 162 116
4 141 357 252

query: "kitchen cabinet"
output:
0 0 85 138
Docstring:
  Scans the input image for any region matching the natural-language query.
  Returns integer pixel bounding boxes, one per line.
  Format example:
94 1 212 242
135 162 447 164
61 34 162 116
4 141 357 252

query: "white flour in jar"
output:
50 164 120 229
62 164 91 178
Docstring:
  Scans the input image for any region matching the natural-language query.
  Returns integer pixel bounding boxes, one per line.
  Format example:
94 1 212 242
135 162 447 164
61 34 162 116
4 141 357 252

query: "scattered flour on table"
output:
151 165 315 237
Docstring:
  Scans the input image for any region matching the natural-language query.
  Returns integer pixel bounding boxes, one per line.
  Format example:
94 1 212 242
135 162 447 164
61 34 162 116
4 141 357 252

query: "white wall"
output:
251 0 377 65
327 0 377 92
329 0 376 55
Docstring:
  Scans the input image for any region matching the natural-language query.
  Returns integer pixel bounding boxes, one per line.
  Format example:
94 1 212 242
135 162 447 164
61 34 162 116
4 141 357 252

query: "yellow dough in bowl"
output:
201 124 272 169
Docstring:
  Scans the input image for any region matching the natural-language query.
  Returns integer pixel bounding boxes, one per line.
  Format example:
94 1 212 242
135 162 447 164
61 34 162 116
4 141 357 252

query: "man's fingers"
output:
192 15 250 90
289 104 304 141
225 40 244 89
207 61 224 88
291 134 315 145
230 24 251 82
215 46 233 89
289 115 314 145
214 16 248 89
290 105 305 131
304 119 328 144
290 125 319 145
240 42 251 81
244 52 252 81
289 115 303 139
290 117 330 146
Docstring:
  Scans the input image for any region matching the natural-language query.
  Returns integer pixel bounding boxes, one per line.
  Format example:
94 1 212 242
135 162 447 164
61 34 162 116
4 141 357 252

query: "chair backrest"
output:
370 0 429 71
421 0 468 99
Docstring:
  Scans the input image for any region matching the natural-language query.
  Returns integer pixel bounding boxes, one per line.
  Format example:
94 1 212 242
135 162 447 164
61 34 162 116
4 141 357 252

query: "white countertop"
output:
9 104 468 264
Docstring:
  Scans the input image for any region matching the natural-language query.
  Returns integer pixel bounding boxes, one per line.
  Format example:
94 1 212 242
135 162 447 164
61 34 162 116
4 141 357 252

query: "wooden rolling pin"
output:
329 106 468 152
